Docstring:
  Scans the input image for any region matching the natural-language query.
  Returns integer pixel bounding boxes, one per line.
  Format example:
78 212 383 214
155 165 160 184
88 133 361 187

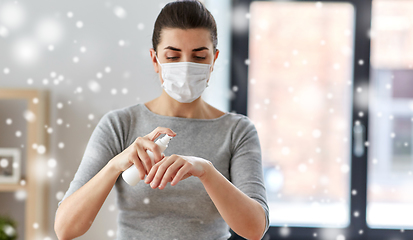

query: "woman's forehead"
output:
159 28 213 51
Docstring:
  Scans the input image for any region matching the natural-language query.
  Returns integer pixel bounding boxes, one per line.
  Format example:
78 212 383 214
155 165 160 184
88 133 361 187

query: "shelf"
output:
0 183 27 192
0 88 49 240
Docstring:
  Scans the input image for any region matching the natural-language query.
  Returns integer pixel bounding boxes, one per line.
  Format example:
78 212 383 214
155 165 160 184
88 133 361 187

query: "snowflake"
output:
114 6 127 19
0 26 9 37
48 158 57 168
137 23 145 30
56 191 64 201
107 230 115 237
76 21 83 28
33 223 39 229
15 190 27 201
37 145 46 154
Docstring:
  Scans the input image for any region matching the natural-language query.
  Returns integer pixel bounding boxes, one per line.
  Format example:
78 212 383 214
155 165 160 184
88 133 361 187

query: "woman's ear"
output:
150 48 160 73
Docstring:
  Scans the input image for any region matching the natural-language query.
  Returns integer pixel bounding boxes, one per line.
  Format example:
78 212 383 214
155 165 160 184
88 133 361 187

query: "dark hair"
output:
152 0 218 53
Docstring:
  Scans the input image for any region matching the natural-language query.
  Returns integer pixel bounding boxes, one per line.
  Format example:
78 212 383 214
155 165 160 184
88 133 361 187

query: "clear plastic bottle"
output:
122 134 173 186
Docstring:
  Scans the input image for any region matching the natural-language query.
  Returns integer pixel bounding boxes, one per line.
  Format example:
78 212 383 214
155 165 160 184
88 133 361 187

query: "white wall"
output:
0 0 230 239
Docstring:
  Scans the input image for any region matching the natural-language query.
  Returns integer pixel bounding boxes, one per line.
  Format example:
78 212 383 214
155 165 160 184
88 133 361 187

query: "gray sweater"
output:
59 103 269 240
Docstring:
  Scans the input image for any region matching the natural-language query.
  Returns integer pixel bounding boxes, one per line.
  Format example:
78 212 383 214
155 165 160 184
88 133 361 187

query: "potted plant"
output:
0 216 17 240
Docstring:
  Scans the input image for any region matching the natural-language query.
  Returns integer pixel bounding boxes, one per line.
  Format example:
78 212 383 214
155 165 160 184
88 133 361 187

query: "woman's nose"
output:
180 55 190 62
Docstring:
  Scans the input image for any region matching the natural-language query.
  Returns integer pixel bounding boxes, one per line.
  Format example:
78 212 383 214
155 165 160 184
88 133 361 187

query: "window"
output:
231 0 413 239
367 0 413 229
248 1 354 227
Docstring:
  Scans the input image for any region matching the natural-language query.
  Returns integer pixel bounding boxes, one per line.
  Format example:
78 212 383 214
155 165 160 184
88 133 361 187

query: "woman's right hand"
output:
110 127 176 179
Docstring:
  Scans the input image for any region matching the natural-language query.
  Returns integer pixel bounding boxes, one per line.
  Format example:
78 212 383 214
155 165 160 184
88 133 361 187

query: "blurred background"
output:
0 0 413 240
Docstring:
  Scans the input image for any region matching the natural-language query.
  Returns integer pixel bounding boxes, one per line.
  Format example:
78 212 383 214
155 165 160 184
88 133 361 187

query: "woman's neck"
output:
145 91 224 119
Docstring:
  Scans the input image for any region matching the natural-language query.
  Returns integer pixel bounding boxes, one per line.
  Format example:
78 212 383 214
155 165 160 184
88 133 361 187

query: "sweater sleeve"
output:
57 110 128 206
230 115 270 237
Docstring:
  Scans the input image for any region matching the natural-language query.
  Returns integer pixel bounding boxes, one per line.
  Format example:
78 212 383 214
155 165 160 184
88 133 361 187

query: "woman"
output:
54 1 269 239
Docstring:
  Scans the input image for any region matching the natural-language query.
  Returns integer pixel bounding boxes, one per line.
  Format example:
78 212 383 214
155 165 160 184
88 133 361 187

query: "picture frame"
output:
0 148 21 184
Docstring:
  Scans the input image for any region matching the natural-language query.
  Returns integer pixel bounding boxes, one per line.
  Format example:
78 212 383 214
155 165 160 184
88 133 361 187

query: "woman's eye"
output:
166 57 179 60
194 56 206 60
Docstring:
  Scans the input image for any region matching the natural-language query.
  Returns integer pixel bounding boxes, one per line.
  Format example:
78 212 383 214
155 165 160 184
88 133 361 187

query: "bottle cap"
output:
158 134 173 146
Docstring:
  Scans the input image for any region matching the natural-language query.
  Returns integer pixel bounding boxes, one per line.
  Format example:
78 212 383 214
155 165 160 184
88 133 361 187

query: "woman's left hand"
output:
144 154 212 189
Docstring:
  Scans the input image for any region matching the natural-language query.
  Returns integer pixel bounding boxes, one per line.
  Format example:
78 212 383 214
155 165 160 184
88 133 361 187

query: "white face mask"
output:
156 55 212 103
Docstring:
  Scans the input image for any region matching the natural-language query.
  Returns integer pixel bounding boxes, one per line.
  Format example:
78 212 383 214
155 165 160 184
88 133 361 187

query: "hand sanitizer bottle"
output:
122 134 173 186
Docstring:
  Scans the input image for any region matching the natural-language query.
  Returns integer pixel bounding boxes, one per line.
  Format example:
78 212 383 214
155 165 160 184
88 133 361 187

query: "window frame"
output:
230 0 413 239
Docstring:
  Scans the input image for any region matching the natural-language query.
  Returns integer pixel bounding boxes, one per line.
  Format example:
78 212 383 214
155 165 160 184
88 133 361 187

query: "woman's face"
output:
150 28 219 81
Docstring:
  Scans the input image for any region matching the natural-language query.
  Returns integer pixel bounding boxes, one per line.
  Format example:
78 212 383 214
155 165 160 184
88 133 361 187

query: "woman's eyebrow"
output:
164 46 209 52
192 47 209 52
164 46 181 51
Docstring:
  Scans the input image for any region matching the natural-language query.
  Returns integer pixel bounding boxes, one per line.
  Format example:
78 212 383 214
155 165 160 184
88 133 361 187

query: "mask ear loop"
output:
155 52 166 89
154 52 161 65
206 63 214 88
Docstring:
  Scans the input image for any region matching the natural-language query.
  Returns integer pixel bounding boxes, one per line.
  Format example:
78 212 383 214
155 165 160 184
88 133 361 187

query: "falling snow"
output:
48 158 57 168
3 224 16 237
107 230 115 237
76 21 83 28
56 191 64 201
37 145 46 154
0 158 9 168
0 1 411 237
114 6 127 19
0 26 9 37
15 190 27 201
279 227 290 237
32 223 39 229
137 23 145 30
109 204 116 211
336 235 345 240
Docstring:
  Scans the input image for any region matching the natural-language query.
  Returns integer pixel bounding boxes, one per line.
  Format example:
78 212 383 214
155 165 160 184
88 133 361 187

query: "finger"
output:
136 146 152 174
135 138 161 172
144 127 176 141
158 160 184 189
171 163 192 186
136 137 163 167
128 150 146 180
150 156 177 189
145 157 164 184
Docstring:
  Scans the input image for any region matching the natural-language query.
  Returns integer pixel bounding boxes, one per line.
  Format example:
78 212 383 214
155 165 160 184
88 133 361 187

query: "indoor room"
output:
0 0 412 239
